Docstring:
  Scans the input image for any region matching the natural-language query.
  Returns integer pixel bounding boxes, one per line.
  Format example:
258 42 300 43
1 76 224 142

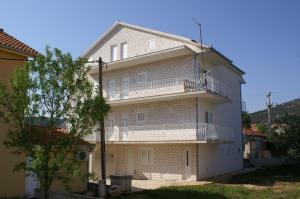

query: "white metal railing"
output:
104 74 233 102
84 123 233 143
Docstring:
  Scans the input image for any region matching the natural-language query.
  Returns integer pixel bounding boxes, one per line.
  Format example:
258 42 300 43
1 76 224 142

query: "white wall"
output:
88 26 188 63
196 64 243 179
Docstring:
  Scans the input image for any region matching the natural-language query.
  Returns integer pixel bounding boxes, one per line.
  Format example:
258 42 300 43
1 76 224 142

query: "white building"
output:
82 21 245 181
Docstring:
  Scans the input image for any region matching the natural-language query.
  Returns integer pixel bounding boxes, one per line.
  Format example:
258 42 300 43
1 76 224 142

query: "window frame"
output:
120 42 128 59
137 111 145 122
110 44 118 61
137 72 147 83
147 39 156 50
141 148 153 165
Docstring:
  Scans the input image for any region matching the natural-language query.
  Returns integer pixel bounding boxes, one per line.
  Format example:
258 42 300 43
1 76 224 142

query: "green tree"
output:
0 47 110 199
267 115 300 161
256 123 267 134
242 111 251 129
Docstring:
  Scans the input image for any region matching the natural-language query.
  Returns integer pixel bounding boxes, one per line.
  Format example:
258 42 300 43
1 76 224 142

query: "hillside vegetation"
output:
250 98 300 123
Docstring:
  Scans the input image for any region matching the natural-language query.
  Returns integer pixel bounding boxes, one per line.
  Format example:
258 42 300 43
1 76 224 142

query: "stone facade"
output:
85 22 244 181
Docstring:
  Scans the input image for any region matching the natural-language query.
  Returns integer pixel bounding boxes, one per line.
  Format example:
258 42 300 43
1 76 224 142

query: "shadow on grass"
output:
224 164 300 186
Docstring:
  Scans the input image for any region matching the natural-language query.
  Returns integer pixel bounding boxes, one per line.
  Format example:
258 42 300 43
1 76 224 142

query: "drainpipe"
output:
194 53 200 181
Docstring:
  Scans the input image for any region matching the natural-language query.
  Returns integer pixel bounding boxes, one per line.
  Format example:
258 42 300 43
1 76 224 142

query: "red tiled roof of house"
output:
243 128 266 137
28 125 90 146
0 28 38 57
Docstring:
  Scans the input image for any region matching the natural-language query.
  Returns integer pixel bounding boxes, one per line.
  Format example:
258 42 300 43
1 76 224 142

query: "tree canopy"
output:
0 47 110 199
267 114 300 161
242 111 251 129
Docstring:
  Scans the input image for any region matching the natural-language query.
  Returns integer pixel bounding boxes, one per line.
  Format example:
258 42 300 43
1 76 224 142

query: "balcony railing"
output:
104 74 233 102
85 123 233 143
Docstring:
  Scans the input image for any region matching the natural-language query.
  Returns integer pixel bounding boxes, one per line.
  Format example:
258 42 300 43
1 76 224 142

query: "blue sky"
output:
1 0 299 112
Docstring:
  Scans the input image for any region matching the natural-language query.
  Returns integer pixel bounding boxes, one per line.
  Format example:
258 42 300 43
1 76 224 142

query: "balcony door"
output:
122 113 128 140
108 80 117 100
122 77 130 99
183 148 191 180
25 157 38 197
107 116 115 140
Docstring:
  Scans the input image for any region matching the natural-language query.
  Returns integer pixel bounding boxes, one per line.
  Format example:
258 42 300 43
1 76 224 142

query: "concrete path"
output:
131 180 211 190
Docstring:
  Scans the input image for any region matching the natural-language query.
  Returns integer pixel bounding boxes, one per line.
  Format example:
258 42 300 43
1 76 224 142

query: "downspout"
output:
194 53 200 181
239 82 244 168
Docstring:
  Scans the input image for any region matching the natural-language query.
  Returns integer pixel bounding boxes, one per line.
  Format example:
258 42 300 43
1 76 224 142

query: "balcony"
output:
85 123 234 144
104 74 233 106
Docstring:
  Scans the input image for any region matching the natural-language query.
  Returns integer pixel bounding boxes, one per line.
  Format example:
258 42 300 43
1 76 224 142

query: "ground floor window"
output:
141 148 153 164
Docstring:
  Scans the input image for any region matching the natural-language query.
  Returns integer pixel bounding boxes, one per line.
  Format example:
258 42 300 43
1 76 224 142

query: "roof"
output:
209 47 245 75
243 128 266 137
28 125 90 146
81 20 209 58
0 28 38 57
26 117 66 129
81 21 245 76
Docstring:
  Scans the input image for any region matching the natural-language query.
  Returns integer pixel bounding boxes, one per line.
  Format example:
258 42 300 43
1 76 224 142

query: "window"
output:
107 80 116 100
141 148 153 164
120 42 128 59
205 111 212 124
138 72 147 83
147 39 156 50
137 112 145 122
111 45 117 61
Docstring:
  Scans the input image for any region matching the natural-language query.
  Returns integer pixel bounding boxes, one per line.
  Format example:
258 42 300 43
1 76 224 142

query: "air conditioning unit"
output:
76 151 89 161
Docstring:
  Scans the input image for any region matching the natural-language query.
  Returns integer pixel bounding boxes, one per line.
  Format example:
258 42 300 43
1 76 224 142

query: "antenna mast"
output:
192 18 205 72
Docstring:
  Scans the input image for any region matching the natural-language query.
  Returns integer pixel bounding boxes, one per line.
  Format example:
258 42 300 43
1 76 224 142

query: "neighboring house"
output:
82 21 245 181
243 127 269 160
0 30 88 197
0 28 38 197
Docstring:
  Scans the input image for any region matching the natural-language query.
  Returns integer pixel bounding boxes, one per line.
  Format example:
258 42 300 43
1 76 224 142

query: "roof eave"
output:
81 21 209 59
209 46 245 75
0 44 38 58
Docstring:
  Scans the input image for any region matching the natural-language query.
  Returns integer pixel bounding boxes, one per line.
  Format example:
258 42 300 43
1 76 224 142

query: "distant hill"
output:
249 98 300 124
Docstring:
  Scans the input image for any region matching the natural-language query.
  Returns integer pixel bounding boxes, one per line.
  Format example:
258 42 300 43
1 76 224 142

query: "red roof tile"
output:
243 128 266 137
28 125 90 146
0 28 38 57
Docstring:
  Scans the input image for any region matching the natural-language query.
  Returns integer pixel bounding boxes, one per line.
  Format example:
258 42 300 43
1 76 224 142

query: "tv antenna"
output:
192 18 205 73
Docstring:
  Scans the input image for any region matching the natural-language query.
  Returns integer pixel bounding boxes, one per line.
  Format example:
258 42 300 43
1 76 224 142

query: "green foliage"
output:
250 98 300 124
242 111 251 129
267 115 300 161
256 123 267 133
0 46 110 199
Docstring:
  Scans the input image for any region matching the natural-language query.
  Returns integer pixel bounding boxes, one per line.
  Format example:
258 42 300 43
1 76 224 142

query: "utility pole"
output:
98 57 107 196
266 91 273 134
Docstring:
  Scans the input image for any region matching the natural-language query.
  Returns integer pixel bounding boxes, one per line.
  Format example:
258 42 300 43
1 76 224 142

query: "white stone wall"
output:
86 23 244 181
88 26 195 63
196 65 244 179
90 143 197 181
89 55 194 98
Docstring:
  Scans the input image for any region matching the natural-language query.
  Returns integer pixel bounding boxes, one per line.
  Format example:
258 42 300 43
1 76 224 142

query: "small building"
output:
0 28 38 197
243 126 269 160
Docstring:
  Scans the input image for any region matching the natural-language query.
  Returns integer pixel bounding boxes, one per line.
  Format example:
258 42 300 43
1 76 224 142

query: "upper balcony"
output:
104 74 233 106
84 123 234 144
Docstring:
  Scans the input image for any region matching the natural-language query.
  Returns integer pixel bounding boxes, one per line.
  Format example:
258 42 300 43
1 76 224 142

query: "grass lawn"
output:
120 164 300 199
